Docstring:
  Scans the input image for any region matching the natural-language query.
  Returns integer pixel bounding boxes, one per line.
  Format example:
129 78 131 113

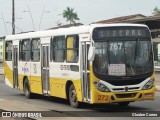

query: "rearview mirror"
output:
88 45 95 61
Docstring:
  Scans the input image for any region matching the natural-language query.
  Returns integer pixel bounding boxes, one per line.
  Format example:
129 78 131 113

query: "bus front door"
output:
13 45 18 88
81 42 91 101
41 45 50 95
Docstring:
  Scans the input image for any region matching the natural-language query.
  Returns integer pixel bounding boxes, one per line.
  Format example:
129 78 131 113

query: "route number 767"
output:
110 43 123 51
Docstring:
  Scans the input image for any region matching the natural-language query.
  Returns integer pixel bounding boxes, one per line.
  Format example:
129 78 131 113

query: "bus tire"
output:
69 84 79 108
118 102 130 106
24 78 33 99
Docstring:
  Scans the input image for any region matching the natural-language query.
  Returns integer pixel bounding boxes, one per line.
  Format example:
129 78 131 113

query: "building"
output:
93 14 146 24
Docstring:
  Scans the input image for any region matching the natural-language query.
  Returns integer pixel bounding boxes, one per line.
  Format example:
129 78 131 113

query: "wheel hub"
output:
71 90 77 102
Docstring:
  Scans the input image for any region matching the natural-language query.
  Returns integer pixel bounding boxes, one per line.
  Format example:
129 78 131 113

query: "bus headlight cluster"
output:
93 81 110 92
142 79 154 90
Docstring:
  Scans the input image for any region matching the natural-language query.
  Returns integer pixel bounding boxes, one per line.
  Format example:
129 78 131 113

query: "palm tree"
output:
62 7 80 24
152 6 160 16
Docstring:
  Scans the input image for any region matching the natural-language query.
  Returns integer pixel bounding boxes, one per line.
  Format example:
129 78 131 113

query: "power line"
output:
0 13 7 34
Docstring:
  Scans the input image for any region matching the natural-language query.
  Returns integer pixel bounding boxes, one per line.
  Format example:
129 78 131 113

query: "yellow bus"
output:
4 24 155 108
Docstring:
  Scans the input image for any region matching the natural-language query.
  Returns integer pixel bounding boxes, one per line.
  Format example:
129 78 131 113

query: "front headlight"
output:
93 81 110 92
142 79 154 90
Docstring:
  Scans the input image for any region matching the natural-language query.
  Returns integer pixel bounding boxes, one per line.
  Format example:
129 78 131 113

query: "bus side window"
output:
52 36 65 62
19 40 21 60
21 39 30 61
6 41 12 61
66 35 79 62
31 38 40 62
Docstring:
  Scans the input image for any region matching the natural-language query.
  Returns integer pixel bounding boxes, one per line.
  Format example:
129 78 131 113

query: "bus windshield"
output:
93 27 153 77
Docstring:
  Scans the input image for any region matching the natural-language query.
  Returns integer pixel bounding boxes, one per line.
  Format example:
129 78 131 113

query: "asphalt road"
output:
0 75 160 120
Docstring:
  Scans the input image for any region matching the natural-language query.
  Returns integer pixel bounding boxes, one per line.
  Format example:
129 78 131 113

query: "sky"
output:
0 0 160 36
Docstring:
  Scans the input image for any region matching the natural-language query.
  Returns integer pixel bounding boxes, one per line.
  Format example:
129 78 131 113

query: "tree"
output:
152 6 160 16
63 7 80 24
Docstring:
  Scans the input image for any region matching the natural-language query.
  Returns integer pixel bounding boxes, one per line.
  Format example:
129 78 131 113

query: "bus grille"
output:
112 87 139 92
115 93 137 98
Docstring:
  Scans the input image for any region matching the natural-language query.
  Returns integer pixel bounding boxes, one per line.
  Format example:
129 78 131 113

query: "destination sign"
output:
93 27 150 39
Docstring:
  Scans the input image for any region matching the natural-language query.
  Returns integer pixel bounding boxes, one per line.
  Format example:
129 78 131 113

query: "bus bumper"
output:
91 86 156 104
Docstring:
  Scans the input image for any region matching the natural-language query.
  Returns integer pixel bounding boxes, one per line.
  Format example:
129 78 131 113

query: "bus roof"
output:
5 23 148 41
5 25 90 40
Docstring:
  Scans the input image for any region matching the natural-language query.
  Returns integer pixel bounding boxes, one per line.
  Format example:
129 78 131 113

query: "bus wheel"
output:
24 79 33 99
69 84 79 108
118 102 130 106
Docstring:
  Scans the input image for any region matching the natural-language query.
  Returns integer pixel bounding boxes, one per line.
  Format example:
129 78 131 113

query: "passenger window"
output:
52 36 65 62
66 35 79 62
6 41 12 61
21 39 30 61
31 39 40 62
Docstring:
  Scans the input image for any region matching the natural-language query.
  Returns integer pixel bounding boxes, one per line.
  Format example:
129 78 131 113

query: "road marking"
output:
0 99 4 100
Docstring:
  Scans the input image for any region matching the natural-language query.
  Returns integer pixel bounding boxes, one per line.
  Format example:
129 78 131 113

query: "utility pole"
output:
12 0 15 34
